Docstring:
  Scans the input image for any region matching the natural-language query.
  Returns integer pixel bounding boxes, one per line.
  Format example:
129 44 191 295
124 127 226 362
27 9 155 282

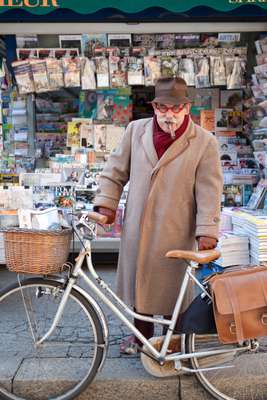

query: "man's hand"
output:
97 207 116 224
197 236 217 250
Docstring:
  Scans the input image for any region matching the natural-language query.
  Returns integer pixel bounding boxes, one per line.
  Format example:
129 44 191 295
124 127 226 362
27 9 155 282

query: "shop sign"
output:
0 0 267 14
0 0 58 7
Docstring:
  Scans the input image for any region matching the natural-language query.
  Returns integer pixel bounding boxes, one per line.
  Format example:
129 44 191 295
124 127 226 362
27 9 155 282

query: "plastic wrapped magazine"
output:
81 57 96 90
225 56 246 90
132 34 156 48
194 57 210 88
46 58 64 90
94 124 107 151
67 121 80 148
12 60 35 94
105 125 125 152
210 56 226 86
97 90 115 121
155 34 175 49
62 57 81 87
95 57 109 87
112 95 132 125
161 57 178 78
178 57 195 86
81 34 107 56
144 56 161 86
109 56 127 87
29 59 50 93
127 57 144 85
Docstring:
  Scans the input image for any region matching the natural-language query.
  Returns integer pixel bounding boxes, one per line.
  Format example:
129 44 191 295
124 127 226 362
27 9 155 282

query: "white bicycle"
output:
0 212 266 400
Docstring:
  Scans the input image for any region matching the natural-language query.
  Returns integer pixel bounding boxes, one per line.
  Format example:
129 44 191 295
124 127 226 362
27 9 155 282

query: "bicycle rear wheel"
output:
0 277 105 400
186 333 267 400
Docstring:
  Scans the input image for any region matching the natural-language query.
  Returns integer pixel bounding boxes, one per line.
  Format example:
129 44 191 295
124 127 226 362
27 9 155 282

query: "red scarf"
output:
153 114 190 159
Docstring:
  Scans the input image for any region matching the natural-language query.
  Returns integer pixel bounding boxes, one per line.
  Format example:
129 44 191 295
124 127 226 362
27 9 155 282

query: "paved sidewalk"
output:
0 266 213 400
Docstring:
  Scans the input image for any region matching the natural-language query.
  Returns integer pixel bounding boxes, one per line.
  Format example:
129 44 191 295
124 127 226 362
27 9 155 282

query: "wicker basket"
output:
2 228 72 275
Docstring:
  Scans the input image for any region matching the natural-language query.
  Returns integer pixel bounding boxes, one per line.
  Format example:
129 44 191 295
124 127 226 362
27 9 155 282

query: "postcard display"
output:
1 31 267 258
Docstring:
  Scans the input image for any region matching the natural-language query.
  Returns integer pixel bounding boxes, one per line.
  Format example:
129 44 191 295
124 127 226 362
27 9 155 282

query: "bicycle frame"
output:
35 222 248 367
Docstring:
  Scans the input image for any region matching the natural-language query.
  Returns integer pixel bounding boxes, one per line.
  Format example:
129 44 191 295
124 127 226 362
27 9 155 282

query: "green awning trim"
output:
0 0 267 15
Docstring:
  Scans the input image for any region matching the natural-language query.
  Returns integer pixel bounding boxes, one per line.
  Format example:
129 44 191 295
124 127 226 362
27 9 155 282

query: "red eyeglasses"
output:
154 103 185 113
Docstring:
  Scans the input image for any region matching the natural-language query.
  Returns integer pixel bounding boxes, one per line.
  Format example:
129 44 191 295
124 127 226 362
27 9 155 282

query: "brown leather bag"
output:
208 265 267 344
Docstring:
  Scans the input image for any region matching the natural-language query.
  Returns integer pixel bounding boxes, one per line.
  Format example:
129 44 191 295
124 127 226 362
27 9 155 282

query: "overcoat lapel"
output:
140 118 197 174
140 119 158 168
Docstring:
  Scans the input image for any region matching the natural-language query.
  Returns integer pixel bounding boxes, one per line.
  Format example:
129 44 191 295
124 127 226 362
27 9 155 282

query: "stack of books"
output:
217 232 250 267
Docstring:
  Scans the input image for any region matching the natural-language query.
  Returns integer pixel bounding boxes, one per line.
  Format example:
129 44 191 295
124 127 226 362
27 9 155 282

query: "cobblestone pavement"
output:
0 265 139 361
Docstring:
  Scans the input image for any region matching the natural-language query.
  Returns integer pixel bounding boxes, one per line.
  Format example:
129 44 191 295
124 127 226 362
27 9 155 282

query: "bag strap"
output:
259 271 267 304
224 277 244 343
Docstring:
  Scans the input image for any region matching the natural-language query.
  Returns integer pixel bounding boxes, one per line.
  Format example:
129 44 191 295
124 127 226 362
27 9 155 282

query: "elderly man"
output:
94 77 223 353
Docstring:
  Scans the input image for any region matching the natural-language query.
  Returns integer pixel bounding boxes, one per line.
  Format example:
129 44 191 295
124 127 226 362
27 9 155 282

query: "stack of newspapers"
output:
232 211 267 264
217 232 250 267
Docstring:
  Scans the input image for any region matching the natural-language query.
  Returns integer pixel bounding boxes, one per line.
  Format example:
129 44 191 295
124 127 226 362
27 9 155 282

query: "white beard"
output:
156 113 185 137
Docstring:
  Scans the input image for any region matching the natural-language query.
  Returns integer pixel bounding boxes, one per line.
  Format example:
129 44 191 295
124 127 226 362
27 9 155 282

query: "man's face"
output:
153 102 190 137
221 111 228 119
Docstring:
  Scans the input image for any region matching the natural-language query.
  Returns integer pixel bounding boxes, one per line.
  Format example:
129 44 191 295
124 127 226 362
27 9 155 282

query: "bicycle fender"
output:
72 283 109 371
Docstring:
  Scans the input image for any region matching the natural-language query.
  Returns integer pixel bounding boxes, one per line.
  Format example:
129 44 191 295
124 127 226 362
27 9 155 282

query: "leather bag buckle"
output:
229 322 236 335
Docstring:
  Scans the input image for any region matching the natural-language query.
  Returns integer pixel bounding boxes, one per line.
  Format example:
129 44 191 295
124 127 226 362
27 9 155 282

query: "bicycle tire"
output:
0 277 105 400
186 333 267 400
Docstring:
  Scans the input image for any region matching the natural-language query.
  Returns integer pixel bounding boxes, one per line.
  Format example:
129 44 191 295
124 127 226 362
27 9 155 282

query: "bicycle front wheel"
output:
0 277 105 400
187 333 267 400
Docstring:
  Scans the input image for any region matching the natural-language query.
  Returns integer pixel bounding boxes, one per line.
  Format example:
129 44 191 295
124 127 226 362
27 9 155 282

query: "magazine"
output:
109 56 127 88
95 57 109 87
29 59 50 93
46 58 64 89
12 60 35 94
62 57 81 87
144 56 161 86
127 57 144 85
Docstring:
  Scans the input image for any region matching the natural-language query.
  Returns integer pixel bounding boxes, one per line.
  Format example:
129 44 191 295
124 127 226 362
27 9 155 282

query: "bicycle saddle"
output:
165 249 221 264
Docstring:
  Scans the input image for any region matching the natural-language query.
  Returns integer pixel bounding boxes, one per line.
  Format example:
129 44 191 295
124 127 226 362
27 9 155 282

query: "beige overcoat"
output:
94 117 223 315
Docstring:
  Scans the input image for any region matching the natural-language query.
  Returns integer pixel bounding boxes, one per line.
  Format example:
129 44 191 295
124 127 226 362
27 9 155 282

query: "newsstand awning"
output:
0 0 267 22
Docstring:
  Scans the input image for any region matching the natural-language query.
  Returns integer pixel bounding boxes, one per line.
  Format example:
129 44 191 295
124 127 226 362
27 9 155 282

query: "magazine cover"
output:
200 110 215 132
62 167 84 184
228 110 243 131
194 57 210 88
29 59 50 93
71 118 94 148
175 34 200 48
33 186 55 208
94 124 107 152
127 57 144 85
178 58 195 86
220 90 243 111
67 121 80 147
144 56 161 86
96 90 116 121
46 58 64 89
95 57 109 87
12 60 35 94
112 95 133 125
105 125 125 152
54 186 75 208
161 57 178 78
62 57 81 87
59 35 82 54
132 34 156 48
215 108 232 131
81 34 107 56
109 56 127 88
155 34 175 49
108 34 131 48
79 90 97 119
